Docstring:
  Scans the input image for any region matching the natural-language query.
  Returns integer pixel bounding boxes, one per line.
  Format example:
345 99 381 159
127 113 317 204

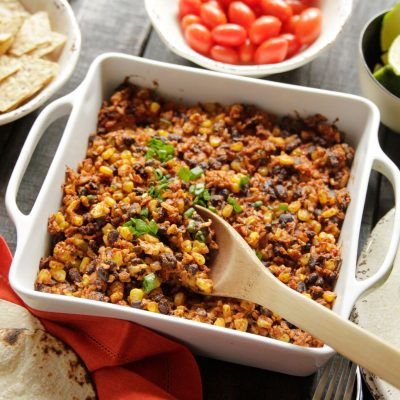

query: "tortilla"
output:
0 301 96 400
0 33 13 55
30 30 66 58
0 54 20 82
0 55 58 112
9 11 52 56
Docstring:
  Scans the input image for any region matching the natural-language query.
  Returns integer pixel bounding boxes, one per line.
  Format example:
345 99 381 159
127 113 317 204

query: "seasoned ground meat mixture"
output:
35 81 354 347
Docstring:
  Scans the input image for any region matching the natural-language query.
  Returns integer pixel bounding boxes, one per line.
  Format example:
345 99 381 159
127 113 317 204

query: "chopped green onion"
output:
184 207 195 218
208 205 218 214
187 220 197 233
190 166 204 180
253 200 263 208
140 207 149 218
145 138 175 162
279 203 288 211
125 218 158 237
159 118 172 126
195 231 206 242
239 175 250 190
267 205 274 210
86 194 95 200
255 251 263 260
178 166 191 182
227 196 243 213
143 273 160 293
154 168 164 180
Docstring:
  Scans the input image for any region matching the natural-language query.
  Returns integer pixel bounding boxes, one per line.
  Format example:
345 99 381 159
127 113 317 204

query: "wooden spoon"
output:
196 206 400 388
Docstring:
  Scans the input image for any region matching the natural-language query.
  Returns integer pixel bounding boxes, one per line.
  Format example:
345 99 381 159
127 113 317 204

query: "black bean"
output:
274 184 288 200
68 268 81 283
208 157 222 169
160 253 177 269
315 277 325 287
219 188 230 199
210 194 224 207
158 300 170 315
186 263 199 275
123 136 135 147
308 255 318 270
260 307 273 317
307 272 318 286
108 230 119 245
131 300 143 309
296 281 306 292
131 258 143 265
97 267 109 282
302 243 312 252
279 213 294 225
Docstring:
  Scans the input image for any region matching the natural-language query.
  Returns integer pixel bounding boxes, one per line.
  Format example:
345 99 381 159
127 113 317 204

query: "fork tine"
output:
333 358 351 400
312 356 340 400
343 363 358 400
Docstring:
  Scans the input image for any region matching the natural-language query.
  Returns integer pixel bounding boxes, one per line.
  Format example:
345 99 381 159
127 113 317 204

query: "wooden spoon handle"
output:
249 268 400 388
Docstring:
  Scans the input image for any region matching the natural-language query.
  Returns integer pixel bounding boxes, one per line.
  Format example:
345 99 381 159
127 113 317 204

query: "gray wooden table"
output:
0 1 398 398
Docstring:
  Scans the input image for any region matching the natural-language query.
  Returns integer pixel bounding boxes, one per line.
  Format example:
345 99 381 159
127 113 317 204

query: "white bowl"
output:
358 11 400 134
6 54 400 376
145 0 352 77
0 0 81 126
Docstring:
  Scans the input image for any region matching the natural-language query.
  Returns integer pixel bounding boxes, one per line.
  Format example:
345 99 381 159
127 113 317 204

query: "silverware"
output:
312 355 359 400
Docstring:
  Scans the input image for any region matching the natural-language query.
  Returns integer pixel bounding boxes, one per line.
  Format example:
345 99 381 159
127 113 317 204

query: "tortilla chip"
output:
30 30 66 58
0 32 12 54
9 11 52 56
0 9 23 36
0 0 28 16
0 55 58 112
0 54 19 81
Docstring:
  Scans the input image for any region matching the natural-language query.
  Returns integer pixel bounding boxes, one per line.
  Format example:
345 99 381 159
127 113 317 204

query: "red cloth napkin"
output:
0 236 202 400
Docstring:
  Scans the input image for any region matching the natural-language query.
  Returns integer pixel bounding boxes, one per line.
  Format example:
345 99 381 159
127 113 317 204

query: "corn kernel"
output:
129 288 144 302
320 208 338 219
174 292 186 307
146 301 159 313
110 292 124 304
257 315 272 329
70 214 84 227
240 300 255 312
99 166 114 176
214 318 225 327
230 160 241 171
192 252 205 265
51 268 66 282
196 277 213 293
222 204 233 218
79 257 91 273
113 251 124 267
231 174 241 184
303 293 312 299
209 135 222 147
158 129 169 137
55 212 69 229
231 182 240 193
325 259 336 271
222 304 231 318
318 190 328 205
323 291 336 303
246 216 257 225
49 260 64 270
119 226 133 241
310 220 322 233
113 191 124 201
82 274 90 286
183 122 194 134
278 272 291 283
299 253 310 266
230 142 243 152
297 209 311 222
150 102 160 113
193 240 208 254
90 202 110 218
148 199 158 212
182 240 192 253
37 269 52 284
122 181 134 193
247 232 260 247
257 166 268 176
101 148 115 160
234 318 248 332
288 201 301 213
278 333 290 342
201 119 212 128
104 196 116 207
278 154 294 166
199 127 211 135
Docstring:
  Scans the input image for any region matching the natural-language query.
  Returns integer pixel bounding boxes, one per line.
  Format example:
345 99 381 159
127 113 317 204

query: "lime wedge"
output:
381 52 389 65
381 3 400 52
388 35 400 75
373 65 400 97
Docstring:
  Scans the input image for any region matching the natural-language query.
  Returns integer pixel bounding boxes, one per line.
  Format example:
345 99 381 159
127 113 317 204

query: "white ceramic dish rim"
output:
0 0 81 126
144 0 353 77
5 53 400 374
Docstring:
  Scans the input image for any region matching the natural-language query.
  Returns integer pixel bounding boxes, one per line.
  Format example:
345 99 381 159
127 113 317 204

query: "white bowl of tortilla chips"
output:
0 0 81 125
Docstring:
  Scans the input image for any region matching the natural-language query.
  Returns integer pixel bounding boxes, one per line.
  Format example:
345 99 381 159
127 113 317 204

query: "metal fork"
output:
311 355 359 400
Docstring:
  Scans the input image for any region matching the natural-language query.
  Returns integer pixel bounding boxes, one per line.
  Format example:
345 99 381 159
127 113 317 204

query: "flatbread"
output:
0 55 58 112
0 301 96 400
9 11 52 56
0 54 20 82
30 30 66 58
0 33 13 55
0 9 23 36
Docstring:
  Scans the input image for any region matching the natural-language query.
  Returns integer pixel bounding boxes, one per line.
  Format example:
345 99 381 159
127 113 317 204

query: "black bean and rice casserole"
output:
35 81 354 347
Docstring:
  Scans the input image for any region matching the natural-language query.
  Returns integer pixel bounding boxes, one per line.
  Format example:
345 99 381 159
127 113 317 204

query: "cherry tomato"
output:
207 0 224 9
295 7 322 45
260 0 292 23
285 0 307 14
228 1 256 30
254 37 288 64
181 14 202 30
281 14 300 33
179 0 202 18
210 44 240 63
279 33 301 58
241 0 261 7
212 23 247 46
249 16 282 45
200 3 228 28
185 23 213 54
217 0 235 9
238 40 255 63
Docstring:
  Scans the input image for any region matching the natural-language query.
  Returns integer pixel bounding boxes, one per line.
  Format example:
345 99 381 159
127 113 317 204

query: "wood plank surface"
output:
0 0 399 399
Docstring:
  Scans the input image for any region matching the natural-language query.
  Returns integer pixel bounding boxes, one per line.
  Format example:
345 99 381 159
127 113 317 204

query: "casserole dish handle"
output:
353 149 400 298
5 94 74 241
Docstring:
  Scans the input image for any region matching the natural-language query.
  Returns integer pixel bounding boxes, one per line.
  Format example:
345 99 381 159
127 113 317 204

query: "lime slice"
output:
388 35 400 75
381 52 389 65
381 3 400 52
373 65 400 97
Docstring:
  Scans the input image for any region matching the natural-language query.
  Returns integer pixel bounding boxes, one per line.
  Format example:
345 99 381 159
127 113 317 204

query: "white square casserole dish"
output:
6 53 400 376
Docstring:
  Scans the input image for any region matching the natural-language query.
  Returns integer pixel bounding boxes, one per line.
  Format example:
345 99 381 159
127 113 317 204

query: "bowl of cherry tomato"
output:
145 0 352 77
